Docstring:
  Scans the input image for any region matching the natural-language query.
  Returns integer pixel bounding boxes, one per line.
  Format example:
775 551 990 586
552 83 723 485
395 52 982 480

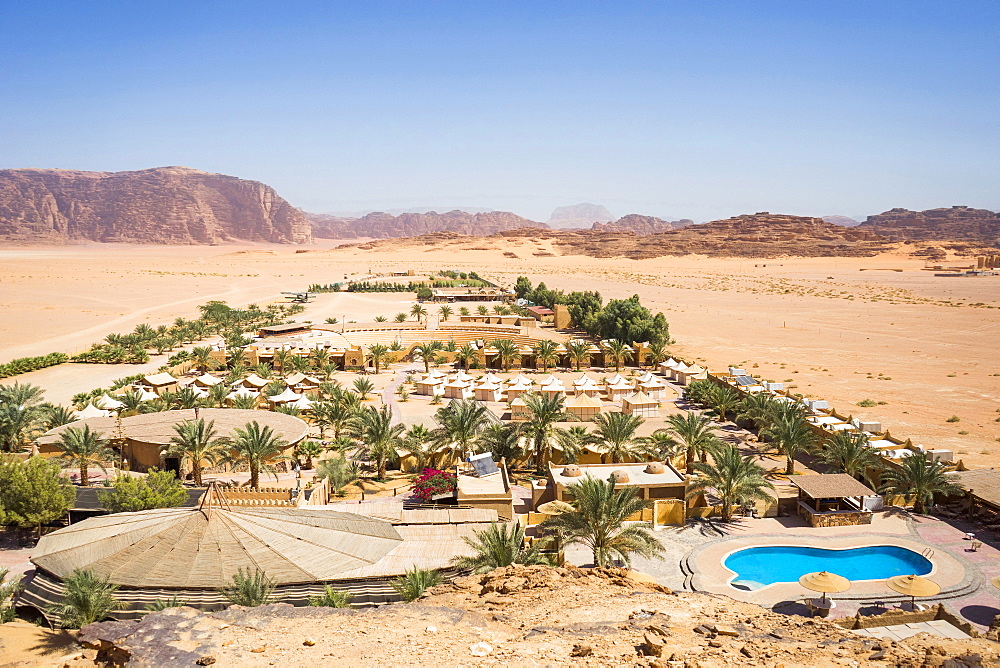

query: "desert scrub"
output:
946 416 961 423
957 430 969 435
857 399 878 407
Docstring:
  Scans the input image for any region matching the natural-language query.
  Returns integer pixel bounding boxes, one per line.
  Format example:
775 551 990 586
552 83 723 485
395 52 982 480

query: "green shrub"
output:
97 470 188 513
946 416 961 423
308 586 352 608
219 568 279 607
391 567 442 602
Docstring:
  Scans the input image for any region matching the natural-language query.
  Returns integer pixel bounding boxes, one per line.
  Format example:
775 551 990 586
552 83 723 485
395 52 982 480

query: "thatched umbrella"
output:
887 574 940 609
536 500 574 515
799 571 851 605
991 576 1000 590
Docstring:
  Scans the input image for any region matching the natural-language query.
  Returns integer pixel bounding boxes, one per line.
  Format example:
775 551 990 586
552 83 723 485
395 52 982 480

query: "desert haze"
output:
1 239 997 467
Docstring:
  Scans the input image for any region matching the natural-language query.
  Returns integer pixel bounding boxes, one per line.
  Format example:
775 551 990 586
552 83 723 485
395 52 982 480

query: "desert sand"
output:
1 239 998 467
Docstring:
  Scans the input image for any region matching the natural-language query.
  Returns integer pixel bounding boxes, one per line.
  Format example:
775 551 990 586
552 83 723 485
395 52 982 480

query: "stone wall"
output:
799 503 873 527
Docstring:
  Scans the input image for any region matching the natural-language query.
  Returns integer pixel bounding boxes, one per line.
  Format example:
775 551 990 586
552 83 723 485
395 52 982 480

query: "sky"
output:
1 1 998 222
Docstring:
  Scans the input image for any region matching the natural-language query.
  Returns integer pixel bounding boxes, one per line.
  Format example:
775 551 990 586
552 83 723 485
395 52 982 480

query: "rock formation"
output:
548 203 614 229
822 215 862 227
310 210 546 239
0 167 311 244
592 214 693 234
856 206 1000 241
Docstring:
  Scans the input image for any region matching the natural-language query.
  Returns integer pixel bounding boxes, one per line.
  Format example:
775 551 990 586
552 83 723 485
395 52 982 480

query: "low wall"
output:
833 603 979 637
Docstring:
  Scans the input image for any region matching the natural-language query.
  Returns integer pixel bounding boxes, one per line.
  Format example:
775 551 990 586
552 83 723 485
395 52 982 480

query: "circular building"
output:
35 408 309 475
19 502 404 622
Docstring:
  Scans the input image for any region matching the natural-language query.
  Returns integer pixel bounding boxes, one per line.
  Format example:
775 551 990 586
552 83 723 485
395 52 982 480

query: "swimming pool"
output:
724 545 932 590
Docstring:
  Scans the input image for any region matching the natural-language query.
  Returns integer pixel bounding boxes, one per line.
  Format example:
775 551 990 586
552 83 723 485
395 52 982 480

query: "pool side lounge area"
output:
791 474 877 527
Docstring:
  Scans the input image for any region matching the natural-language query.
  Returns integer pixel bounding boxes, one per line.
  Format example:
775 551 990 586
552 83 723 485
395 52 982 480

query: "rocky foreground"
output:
70 566 998 667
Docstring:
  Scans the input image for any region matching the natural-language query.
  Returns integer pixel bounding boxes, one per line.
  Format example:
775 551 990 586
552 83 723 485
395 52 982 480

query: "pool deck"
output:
678 510 1000 629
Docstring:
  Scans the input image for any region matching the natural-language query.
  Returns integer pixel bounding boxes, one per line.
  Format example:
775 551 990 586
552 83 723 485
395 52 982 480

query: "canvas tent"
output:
622 391 658 417
566 393 603 421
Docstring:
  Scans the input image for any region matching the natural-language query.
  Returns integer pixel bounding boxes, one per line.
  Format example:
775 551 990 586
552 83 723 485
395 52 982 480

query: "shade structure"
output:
799 571 850 603
269 387 302 403
74 403 110 419
29 506 404 589
95 394 124 410
886 574 940 604
536 500 574 515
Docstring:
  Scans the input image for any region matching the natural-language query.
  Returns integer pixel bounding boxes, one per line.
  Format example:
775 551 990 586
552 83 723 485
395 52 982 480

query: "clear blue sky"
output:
1 1 997 221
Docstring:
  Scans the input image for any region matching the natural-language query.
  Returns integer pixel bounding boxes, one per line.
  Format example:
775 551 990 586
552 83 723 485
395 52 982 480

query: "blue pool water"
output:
724 545 932 589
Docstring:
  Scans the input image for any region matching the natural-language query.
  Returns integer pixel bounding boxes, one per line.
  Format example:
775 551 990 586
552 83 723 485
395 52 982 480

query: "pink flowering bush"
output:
410 468 457 503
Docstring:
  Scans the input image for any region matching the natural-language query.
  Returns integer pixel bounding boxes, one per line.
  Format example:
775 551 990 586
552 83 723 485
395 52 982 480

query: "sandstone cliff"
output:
0 167 312 244
591 213 693 234
310 209 546 239
856 206 1000 241
548 202 614 229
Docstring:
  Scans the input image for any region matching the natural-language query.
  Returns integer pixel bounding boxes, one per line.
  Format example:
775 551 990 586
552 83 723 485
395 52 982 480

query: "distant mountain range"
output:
0 167 995 246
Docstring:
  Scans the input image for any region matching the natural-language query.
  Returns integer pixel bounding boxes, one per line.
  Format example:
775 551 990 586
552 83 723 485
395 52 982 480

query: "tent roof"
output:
567 393 603 408
227 387 259 399
573 374 596 386
74 404 110 419
607 380 633 390
240 374 269 387
142 372 177 386
95 395 124 410
684 364 705 374
605 373 627 385
623 391 657 406
269 387 302 402
194 374 222 386
791 474 876 499
30 507 403 588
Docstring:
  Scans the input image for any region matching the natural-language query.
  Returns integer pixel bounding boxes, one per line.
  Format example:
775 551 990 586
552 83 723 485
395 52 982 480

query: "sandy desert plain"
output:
1 237 998 468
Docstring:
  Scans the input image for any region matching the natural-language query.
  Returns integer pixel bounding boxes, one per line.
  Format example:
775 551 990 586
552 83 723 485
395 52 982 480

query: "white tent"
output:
193 373 223 387
95 395 124 410
289 395 315 411
237 374 269 389
226 387 260 404
604 373 628 386
510 373 534 386
474 382 502 403
74 404 110 419
575 377 601 396
269 387 302 404
606 379 634 400
416 378 444 396
536 375 559 387
639 377 668 399
573 373 597 387
540 380 566 398
444 380 473 400
452 371 474 383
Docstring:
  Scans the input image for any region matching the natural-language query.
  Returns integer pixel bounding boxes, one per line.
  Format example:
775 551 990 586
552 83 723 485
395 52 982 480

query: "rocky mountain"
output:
310 210 546 239
591 213 693 234
0 167 311 244
548 202 614 229
822 215 862 227
856 206 1000 241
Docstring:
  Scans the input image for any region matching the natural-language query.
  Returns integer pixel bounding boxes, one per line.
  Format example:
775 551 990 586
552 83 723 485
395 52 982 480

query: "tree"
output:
820 431 882 482
603 339 632 371
352 377 375 400
643 429 680 460
391 567 442 602
317 452 360 495
705 384 741 422
0 568 21 623
514 276 533 298
540 476 664 568
225 421 290 489
96 470 188 513
295 441 324 469
349 406 403 480
410 304 427 323
309 586 352 608
438 305 453 321
565 340 591 371
491 339 520 372
430 399 491 465
880 453 963 514
735 392 778 431
592 295 670 347
762 409 817 475
455 343 479 371
643 341 668 369
190 346 218 372
0 457 75 536
402 424 437 471
476 305 489 316
55 425 114 486
687 443 775 521
220 568 279 607
665 411 720 474
534 340 559 372
165 419 227 486
0 402 41 453
48 569 121 629
394 312 407 323
412 341 444 373
588 412 647 464
368 344 390 374
452 521 548 573
0 382 45 408
479 423 525 465
520 393 574 473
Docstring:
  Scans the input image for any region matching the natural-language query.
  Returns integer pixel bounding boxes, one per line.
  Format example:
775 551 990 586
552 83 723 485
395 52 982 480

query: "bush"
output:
48 569 120 629
97 470 188 513
144 595 188 611
391 567 442 602
856 399 878 407
219 568 279 607
410 469 457 503
946 416 961 423
0 352 68 379
308 585 352 608
0 457 75 535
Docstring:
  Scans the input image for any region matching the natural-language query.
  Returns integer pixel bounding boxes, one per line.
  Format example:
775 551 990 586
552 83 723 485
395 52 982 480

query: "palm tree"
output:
665 411 719 474
190 346 217 372
394 312 407 323
165 419 227 486
491 339 520 372
402 424 437 471
392 567 442 602
56 425 114 486
476 305 489 316
0 402 41 453
273 348 292 374
352 377 375 400
368 344 391 374
47 569 120 629
455 343 478 371
521 393 574 473
219 568 279 607
430 399 491 465
820 431 882 482
479 423 526 465
438 305 453 321
294 441 324 469
880 453 963 514
566 341 591 371
540 476 664 568
0 382 45 407
40 404 77 431
309 586 352 608
705 384 742 422
687 443 775 521
230 394 259 410
349 405 403 480
643 429 680 461
410 304 427 323
311 347 330 370
412 341 443 373
762 410 817 475
534 340 559 373
225 421 290 489
555 425 588 464
588 412 647 464
603 339 632 372
452 522 548 573
735 392 778 431
173 387 202 410
644 341 667 369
